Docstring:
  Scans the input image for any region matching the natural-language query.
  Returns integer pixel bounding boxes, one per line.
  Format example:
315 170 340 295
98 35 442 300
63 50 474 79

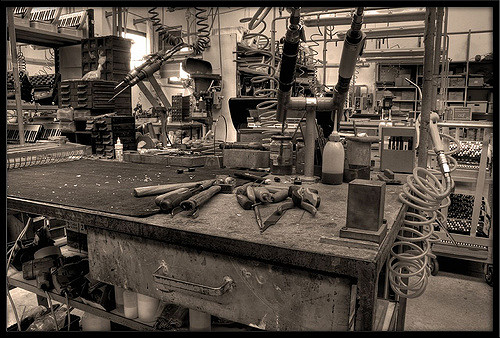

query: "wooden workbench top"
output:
7 159 404 276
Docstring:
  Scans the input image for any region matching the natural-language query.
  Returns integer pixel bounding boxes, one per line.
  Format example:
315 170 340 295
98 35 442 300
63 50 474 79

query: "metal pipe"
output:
431 7 444 111
270 7 276 91
303 9 426 27
418 7 436 168
117 7 123 36
322 25 327 87
361 48 424 58
304 105 316 180
336 24 425 40
7 8 25 145
112 7 117 36
440 7 448 109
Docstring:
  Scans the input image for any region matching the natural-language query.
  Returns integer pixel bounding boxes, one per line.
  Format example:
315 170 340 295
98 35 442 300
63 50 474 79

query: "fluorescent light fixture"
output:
303 8 426 27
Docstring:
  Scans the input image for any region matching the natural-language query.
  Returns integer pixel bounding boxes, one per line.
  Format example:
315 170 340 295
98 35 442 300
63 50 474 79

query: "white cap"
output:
329 131 340 142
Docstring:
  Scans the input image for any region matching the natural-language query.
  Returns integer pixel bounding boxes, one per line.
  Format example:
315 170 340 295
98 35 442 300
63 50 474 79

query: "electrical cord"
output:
6 217 32 331
388 129 461 299
45 291 59 331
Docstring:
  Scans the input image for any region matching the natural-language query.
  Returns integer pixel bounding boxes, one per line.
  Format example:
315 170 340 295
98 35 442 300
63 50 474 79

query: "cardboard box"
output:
448 91 464 101
467 101 488 113
448 77 466 87
468 76 484 87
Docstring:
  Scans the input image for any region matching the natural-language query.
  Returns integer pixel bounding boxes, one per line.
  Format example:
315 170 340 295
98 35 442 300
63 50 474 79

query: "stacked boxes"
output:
171 94 191 122
88 115 136 158
59 80 116 109
81 36 132 115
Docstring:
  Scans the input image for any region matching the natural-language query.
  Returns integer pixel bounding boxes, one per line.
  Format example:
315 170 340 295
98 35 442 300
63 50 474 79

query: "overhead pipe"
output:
335 24 425 40
361 48 424 58
418 7 437 168
303 8 426 27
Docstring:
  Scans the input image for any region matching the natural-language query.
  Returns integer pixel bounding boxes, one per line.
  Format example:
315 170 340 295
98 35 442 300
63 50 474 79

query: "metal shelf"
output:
9 24 82 48
7 268 156 331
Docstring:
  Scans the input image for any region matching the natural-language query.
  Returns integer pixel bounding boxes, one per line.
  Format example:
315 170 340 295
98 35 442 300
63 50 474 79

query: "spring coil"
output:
389 132 461 299
193 7 210 55
148 7 184 47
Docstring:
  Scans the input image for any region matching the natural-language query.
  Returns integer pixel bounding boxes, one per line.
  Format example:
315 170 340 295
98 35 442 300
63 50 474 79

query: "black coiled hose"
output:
17 47 27 73
193 7 210 55
148 7 184 47
148 7 210 55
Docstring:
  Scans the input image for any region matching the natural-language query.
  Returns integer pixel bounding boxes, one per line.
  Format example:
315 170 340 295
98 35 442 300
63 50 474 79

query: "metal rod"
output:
418 7 437 168
149 76 171 108
431 8 444 111
112 7 117 36
304 106 316 179
117 7 123 37
137 81 160 108
440 7 449 110
323 25 327 87
465 29 471 107
8 8 25 146
270 7 276 91
303 9 426 27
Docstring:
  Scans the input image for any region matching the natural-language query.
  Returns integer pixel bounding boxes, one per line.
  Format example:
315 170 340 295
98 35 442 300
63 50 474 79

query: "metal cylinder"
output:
304 107 316 179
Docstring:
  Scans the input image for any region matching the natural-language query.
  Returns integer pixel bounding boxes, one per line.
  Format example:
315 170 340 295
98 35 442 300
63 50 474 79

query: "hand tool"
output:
154 188 189 206
179 185 222 218
245 186 263 231
133 179 213 197
261 186 321 233
159 180 214 214
253 187 272 203
233 172 270 184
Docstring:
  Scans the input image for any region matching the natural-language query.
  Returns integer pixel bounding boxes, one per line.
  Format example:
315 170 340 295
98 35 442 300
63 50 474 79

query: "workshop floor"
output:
7 257 493 331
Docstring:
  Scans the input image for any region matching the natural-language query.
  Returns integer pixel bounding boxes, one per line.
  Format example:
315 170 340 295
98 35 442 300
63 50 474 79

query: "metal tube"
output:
304 106 316 179
440 7 449 108
270 7 276 91
8 8 25 145
112 7 117 36
322 25 327 87
418 7 437 168
335 25 425 40
362 48 424 58
303 9 426 27
117 7 123 36
431 7 444 111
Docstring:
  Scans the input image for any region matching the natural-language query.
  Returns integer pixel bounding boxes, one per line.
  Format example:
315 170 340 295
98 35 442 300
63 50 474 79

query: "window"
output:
124 32 148 70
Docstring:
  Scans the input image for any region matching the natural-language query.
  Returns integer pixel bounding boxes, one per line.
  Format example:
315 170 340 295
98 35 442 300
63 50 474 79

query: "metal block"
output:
222 148 270 169
345 179 386 232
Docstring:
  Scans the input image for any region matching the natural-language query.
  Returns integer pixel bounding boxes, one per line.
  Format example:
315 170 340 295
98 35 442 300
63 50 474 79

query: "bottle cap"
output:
328 131 340 142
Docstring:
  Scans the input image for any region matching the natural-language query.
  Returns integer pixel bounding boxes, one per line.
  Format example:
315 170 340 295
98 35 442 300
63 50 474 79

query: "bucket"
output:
123 290 138 319
137 293 160 322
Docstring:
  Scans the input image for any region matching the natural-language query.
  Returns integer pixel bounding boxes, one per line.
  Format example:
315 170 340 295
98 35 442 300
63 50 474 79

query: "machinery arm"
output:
275 7 302 132
332 7 366 128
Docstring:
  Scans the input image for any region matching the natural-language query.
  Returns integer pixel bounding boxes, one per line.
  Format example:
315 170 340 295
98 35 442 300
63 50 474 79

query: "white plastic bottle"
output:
115 138 123 162
322 131 344 185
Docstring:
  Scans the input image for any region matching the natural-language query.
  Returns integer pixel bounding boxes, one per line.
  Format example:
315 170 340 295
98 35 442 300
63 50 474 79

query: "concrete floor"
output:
7 257 493 331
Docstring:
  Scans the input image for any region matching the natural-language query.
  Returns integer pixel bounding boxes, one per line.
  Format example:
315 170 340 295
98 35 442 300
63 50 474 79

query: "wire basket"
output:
7 142 87 170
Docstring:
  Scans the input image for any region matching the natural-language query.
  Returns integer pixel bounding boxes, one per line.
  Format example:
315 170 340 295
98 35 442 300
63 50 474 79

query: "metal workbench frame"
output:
7 192 406 331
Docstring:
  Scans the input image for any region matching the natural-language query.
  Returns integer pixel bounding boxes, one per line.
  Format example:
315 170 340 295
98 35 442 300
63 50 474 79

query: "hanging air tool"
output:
111 43 187 101
275 7 305 134
332 7 366 129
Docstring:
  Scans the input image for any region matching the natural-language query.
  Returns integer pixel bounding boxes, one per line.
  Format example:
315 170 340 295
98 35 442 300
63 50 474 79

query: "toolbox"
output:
466 101 488 114
448 76 466 87
447 91 464 101
468 75 484 87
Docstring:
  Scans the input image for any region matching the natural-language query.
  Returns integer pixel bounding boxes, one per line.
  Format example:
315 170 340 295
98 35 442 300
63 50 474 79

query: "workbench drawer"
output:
87 228 353 331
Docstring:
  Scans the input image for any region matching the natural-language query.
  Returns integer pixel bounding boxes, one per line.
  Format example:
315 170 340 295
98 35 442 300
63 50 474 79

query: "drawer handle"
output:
153 267 235 297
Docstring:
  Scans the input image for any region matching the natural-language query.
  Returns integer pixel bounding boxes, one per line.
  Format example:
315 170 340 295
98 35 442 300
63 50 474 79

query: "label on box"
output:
452 107 472 121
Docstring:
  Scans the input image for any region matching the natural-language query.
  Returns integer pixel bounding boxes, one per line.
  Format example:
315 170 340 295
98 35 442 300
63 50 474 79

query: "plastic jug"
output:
321 131 344 185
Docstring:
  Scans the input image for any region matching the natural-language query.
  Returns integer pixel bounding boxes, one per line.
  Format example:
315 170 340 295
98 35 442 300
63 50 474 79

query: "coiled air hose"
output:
388 114 461 299
148 7 210 55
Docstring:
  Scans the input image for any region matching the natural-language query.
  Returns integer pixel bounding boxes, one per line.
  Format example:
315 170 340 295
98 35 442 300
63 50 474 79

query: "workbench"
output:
7 159 406 331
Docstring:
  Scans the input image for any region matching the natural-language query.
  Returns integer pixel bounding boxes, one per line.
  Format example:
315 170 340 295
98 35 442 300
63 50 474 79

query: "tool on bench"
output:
134 181 202 197
376 169 402 185
233 172 271 184
246 186 264 231
261 186 321 233
156 179 215 214
179 185 222 218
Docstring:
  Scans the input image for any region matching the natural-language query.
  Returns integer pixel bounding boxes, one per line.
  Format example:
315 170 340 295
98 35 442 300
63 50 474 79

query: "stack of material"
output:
90 115 136 158
81 36 132 115
59 80 116 111
171 95 191 122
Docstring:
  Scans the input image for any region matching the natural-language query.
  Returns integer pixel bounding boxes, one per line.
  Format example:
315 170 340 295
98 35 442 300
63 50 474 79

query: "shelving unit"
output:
427 121 493 282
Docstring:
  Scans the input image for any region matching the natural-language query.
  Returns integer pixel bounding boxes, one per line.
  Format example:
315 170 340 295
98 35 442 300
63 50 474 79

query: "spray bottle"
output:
115 138 123 162
322 113 344 185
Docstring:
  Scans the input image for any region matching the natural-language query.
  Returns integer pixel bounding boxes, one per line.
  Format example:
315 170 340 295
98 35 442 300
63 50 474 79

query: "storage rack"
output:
81 35 133 115
87 115 136 158
428 121 493 282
